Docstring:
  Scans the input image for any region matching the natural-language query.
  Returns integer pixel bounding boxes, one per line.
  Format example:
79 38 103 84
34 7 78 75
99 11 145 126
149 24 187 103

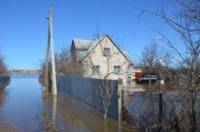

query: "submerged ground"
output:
0 74 133 132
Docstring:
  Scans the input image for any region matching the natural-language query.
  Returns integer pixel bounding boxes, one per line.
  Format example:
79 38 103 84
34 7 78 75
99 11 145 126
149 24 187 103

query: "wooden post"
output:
158 92 163 132
118 85 122 132
118 86 122 119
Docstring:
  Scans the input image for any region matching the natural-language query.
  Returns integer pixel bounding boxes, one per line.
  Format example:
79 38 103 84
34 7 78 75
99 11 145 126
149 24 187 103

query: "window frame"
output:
114 65 121 74
103 48 111 57
92 65 100 74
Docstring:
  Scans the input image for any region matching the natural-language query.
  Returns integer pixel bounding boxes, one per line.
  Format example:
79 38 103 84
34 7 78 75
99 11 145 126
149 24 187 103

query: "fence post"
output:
118 85 122 132
158 92 163 132
118 86 122 120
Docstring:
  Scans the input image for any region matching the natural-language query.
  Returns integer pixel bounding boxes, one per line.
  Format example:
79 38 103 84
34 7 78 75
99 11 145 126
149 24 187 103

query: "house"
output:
70 35 135 81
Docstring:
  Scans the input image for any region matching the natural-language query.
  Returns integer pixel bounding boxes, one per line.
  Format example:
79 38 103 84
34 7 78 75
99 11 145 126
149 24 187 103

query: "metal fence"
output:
57 75 119 119
127 91 200 131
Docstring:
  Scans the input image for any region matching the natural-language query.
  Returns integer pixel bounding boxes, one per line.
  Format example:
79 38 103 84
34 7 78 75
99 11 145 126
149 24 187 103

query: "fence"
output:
127 91 200 131
57 75 120 119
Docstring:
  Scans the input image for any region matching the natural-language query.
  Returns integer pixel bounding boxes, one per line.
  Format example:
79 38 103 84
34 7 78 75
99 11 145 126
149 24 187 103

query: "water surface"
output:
0 75 134 132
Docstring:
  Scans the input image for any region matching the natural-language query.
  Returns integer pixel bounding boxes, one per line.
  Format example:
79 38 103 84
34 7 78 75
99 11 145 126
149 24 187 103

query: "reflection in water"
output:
43 94 90 132
53 92 133 132
43 95 58 131
0 89 16 131
42 95 56 131
43 90 134 132
0 90 8 107
0 75 134 131
0 75 44 131
52 95 57 127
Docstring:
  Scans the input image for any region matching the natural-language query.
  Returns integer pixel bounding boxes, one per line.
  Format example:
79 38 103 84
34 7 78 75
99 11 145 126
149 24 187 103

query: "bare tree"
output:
40 46 73 86
138 0 200 89
139 39 171 88
55 47 72 75
129 1 200 131
0 55 8 76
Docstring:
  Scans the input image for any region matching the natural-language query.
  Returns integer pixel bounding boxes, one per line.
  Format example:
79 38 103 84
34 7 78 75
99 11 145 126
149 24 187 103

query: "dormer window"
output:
103 48 110 57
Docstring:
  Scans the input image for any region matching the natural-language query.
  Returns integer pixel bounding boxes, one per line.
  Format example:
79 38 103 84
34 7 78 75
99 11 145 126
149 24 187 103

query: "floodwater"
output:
0 75 134 132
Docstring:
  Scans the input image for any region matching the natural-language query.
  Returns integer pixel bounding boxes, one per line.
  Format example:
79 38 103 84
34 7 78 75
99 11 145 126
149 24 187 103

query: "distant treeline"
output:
10 70 41 75
0 55 8 76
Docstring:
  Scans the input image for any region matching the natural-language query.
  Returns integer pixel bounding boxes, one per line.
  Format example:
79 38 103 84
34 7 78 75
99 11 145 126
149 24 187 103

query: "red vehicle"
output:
135 72 144 82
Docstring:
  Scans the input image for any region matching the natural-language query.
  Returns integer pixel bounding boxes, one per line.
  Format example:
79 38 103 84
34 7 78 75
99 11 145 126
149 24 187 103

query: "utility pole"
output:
44 5 57 96
49 5 58 96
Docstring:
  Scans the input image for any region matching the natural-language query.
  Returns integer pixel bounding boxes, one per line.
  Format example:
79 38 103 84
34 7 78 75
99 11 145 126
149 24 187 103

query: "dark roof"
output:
72 39 94 50
71 37 104 61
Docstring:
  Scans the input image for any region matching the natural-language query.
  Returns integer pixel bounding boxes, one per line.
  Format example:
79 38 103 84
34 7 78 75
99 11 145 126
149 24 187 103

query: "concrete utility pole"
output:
49 5 58 96
44 5 57 96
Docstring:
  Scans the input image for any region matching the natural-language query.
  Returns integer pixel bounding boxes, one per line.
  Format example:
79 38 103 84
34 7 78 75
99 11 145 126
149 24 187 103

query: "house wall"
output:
71 48 83 76
81 36 132 80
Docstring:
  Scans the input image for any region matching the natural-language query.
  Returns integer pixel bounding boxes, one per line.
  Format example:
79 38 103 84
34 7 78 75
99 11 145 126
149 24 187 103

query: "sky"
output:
0 0 180 70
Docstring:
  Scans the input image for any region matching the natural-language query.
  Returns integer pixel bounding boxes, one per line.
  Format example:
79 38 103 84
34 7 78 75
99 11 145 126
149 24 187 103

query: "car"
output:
138 74 158 83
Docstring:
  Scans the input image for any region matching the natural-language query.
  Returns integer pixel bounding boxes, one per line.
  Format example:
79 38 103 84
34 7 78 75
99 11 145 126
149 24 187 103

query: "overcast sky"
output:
0 0 181 70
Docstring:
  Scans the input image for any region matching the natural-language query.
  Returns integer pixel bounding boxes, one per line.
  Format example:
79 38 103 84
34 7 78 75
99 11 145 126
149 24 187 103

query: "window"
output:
103 48 110 57
114 66 121 74
92 65 100 74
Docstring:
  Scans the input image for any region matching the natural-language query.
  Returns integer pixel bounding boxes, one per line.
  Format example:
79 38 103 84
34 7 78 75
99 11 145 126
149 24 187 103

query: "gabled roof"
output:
71 35 134 65
104 35 134 66
71 37 104 61
72 39 94 50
